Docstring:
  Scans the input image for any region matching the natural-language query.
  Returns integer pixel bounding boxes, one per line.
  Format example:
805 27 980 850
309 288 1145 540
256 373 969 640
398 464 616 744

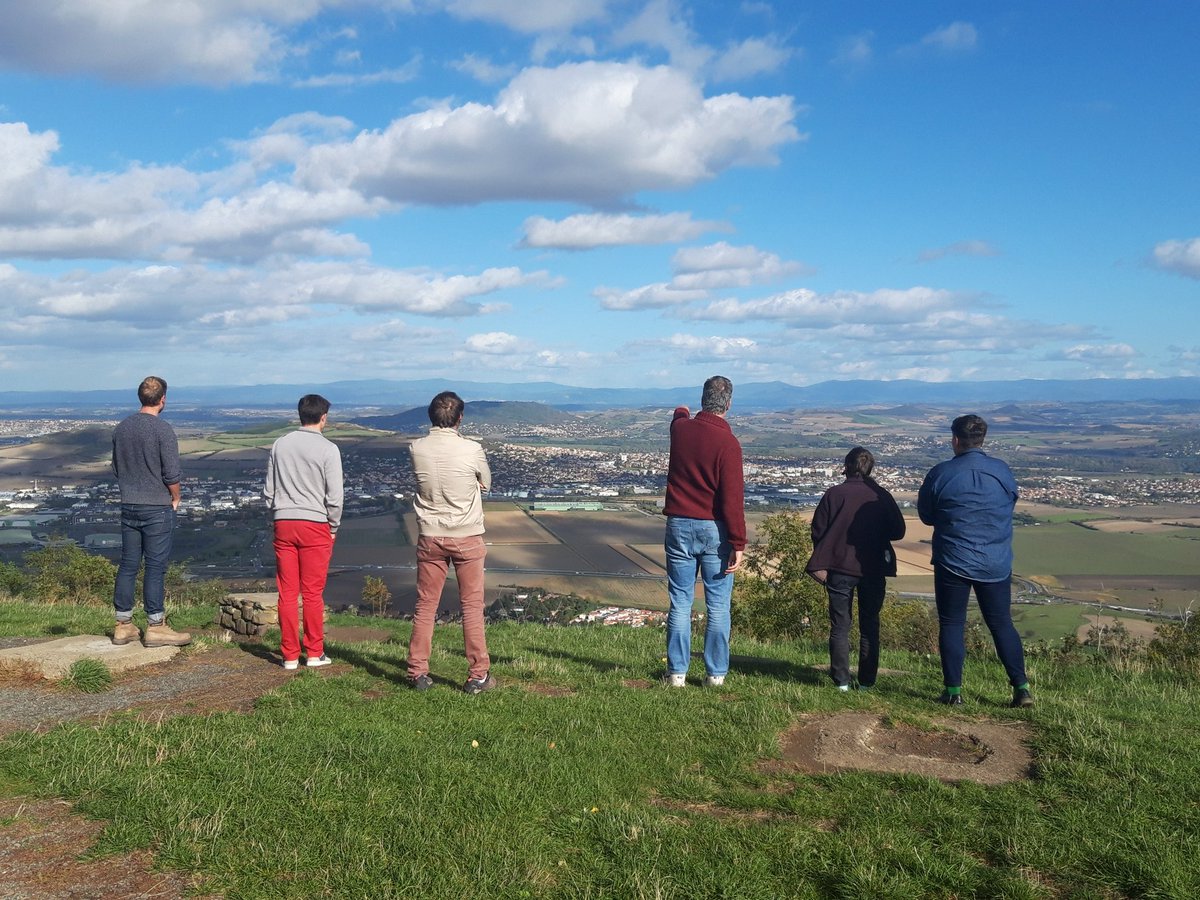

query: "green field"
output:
1014 522 1200 576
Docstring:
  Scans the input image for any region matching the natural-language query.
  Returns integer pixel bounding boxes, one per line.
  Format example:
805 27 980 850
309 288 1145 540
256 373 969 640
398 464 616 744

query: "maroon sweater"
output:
663 408 747 550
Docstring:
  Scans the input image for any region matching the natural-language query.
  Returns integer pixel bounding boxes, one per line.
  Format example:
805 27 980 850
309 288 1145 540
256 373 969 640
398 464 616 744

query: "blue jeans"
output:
665 517 734 677
934 565 1027 688
113 504 175 623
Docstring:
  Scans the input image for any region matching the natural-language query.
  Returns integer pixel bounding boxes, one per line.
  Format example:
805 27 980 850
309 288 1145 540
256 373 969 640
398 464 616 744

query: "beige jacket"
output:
409 427 491 537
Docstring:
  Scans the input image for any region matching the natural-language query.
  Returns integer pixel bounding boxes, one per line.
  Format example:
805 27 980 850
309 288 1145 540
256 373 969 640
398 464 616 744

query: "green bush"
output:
0 560 26 599
362 575 391 616
23 543 116 606
1148 608 1200 678
732 511 828 641
878 595 939 654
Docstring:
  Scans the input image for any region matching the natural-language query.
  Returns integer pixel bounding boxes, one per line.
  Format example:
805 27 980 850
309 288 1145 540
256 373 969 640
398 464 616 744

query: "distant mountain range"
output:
354 400 579 431
6 376 1200 412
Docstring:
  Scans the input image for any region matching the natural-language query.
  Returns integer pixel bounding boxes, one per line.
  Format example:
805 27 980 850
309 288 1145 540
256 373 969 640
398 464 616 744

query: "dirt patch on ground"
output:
622 678 654 689
1075 615 1158 644
0 797 215 899
762 712 1034 786
0 645 349 737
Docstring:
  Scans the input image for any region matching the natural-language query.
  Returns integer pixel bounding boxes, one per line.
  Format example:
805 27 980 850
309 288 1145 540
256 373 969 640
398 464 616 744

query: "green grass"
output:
59 658 113 693
1 604 1198 898
1010 602 1088 642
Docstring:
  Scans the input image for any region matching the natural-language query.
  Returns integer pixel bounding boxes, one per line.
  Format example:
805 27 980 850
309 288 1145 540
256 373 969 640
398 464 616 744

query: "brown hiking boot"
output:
143 621 192 648
112 621 141 646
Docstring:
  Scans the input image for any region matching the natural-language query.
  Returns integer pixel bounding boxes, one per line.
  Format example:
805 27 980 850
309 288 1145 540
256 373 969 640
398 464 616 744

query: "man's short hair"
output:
844 446 875 478
298 394 331 426
700 375 733 415
138 376 167 407
428 391 465 428
952 414 988 448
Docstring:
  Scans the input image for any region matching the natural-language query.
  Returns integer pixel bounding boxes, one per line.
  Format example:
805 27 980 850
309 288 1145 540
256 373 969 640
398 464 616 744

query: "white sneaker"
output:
663 673 686 687
282 658 299 670
305 654 332 668
705 675 725 687
836 684 851 692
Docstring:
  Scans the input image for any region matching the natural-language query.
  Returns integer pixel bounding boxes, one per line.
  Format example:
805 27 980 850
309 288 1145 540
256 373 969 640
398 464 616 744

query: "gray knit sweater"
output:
111 412 181 506
264 428 344 533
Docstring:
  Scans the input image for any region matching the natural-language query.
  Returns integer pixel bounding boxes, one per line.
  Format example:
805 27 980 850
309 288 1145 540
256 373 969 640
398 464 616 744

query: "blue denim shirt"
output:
917 448 1018 582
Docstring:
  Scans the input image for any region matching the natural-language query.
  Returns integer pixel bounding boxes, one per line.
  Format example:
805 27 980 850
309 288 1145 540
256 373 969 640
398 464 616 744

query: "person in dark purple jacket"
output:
806 447 906 690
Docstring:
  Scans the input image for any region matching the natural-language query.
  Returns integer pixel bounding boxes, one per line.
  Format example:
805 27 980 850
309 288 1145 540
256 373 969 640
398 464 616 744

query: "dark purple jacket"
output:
806 475 906 579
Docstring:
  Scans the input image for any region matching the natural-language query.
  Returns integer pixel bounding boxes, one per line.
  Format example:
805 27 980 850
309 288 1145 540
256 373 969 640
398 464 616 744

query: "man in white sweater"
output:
407 391 494 694
264 394 343 669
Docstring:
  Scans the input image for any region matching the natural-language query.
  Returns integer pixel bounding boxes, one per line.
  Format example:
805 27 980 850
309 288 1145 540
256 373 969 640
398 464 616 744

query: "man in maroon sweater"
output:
663 375 746 687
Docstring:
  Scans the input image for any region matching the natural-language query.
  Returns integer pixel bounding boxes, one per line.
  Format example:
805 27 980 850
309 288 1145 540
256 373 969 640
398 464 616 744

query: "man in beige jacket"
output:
407 391 495 694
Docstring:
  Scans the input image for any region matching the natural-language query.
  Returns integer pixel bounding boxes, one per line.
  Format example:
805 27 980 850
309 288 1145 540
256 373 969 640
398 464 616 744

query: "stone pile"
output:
219 592 279 637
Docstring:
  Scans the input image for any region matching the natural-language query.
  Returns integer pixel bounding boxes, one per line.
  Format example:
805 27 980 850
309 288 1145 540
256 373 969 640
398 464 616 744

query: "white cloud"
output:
613 0 712 73
442 0 608 33
1055 343 1137 361
293 62 422 89
1152 238 1200 279
451 54 518 84
686 287 958 325
296 61 800 205
520 212 729 249
710 37 792 82
669 241 808 289
596 283 709 310
464 331 527 354
833 33 873 68
917 240 999 263
659 333 759 363
918 21 978 54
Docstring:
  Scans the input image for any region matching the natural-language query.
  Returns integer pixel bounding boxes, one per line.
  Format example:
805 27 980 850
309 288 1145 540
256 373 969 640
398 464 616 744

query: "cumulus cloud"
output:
296 61 800 206
670 241 809 289
520 211 729 249
1152 238 1200 279
917 240 999 263
0 0 303 85
451 53 518 84
596 283 709 310
613 0 712 73
659 333 759 362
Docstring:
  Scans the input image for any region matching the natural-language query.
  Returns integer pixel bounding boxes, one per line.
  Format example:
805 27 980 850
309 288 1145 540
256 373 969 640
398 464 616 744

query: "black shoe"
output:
936 690 964 706
463 672 497 695
1011 688 1034 708
410 674 433 692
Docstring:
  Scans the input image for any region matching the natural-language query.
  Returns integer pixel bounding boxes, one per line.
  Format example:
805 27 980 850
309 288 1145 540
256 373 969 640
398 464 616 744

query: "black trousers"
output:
825 571 886 687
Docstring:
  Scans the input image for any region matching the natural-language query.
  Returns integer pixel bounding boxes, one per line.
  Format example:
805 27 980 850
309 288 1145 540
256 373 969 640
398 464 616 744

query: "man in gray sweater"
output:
111 376 191 647
264 394 343 669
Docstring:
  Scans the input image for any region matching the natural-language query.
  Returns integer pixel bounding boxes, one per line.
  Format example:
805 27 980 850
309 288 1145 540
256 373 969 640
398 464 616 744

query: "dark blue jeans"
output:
934 565 1027 689
825 572 885 687
113 504 175 623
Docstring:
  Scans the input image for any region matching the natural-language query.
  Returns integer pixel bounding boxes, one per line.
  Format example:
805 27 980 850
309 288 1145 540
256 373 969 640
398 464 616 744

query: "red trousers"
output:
274 520 334 661
408 534 489 681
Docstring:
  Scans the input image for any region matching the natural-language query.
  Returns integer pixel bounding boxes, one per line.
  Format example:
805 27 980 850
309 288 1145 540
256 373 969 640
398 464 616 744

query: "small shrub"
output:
732 511 828 641
0 561 26 599
879 596 939 654
60 658 113 693
362 576 392 616
1148 606 1200 678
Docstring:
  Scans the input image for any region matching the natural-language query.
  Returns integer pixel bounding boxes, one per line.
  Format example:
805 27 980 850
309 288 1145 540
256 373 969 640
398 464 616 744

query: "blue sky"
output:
0 1 1197 393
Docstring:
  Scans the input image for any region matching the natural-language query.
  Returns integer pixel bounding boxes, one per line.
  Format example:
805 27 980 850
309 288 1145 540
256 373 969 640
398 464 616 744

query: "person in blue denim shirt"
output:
918 414 1033 708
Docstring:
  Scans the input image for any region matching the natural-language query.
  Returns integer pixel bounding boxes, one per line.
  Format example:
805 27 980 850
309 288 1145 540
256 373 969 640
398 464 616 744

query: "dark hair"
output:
843 446 875 478
137 376 167 407
428 391 465 428
952 414 988 448
700 375 733 414
298 394 330 426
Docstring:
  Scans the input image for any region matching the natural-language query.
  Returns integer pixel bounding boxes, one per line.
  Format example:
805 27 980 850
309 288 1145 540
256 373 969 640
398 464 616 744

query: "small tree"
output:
0 560 26 599
362 575 392 617
731 511 828 642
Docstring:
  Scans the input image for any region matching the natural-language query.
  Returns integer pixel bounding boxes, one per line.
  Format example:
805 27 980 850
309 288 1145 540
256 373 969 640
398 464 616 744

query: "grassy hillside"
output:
1 604 1197 898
